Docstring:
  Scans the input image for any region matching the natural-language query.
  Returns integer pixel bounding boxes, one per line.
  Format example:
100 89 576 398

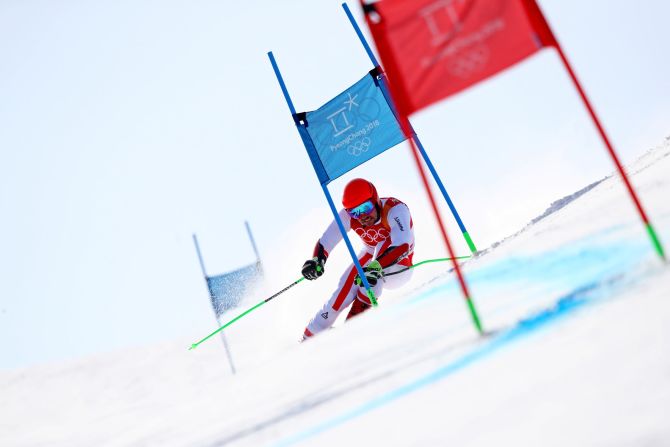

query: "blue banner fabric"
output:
304 72 407 184
206 262 262 317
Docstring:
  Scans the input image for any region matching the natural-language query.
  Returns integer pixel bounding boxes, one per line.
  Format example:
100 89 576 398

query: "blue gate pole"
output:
410 134 476 252
192 234 237 374
267 51 377 305
320 184 378 306
244 220 264 276
342 2 477 253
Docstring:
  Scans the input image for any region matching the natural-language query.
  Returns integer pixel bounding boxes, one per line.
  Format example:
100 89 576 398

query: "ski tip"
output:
188 343 198 351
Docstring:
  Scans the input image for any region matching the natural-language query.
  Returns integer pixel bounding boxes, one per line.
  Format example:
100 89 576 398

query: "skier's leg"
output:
303 251 373 339
345 298 371 320
346 264 386 319
346 265 413 320
352 270 385 305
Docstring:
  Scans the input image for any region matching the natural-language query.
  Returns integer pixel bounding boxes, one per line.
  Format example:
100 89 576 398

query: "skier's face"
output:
346 199 379 227
356 207 378 227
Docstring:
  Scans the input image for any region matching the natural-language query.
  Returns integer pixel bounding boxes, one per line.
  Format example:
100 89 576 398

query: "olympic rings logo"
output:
355 227 390 244
447 45 489 79
347 137 371 156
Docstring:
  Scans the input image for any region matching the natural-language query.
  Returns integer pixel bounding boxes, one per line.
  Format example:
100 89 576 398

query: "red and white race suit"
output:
304 197 415 338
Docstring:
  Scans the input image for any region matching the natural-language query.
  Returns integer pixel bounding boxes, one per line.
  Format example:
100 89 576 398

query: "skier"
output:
301 178 415 340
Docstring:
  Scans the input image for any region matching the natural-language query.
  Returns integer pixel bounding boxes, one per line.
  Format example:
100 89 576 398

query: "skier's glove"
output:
355 260 384 287
302 257 325 280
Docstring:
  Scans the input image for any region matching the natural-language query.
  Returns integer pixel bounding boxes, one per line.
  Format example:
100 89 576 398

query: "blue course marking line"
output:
271 280 606 447
404 240 647 309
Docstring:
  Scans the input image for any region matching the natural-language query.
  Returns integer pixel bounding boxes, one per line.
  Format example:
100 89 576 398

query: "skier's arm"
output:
375 204 412 268
302 210 351 280
316 208 351 257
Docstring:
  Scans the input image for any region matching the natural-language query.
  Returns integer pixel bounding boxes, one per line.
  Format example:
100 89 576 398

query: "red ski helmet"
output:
342 178 379 209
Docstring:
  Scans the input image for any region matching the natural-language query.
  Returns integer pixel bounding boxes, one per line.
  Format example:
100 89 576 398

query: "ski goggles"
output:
346 200 376 219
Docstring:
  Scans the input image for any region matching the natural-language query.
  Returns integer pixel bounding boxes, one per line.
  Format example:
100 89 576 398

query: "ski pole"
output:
189 276 306 350
383 256 471 278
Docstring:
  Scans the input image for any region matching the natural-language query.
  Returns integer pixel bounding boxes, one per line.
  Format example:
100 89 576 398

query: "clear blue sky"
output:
1 0 668 369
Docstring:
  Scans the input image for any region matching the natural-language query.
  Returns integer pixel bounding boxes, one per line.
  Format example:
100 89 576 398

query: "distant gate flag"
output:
206 262 262 317
193 229 264 319
299 70 407 184
364 0 556 115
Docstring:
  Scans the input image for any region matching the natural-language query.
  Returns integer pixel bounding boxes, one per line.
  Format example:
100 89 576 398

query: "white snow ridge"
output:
2 138 670 446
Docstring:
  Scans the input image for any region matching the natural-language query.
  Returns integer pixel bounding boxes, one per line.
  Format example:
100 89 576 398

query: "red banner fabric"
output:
364 0 556 116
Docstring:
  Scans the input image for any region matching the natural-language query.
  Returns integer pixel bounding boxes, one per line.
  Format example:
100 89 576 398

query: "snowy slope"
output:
2 138 669 447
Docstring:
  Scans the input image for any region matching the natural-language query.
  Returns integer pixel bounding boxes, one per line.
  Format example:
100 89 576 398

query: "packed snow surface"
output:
2 139 670 446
